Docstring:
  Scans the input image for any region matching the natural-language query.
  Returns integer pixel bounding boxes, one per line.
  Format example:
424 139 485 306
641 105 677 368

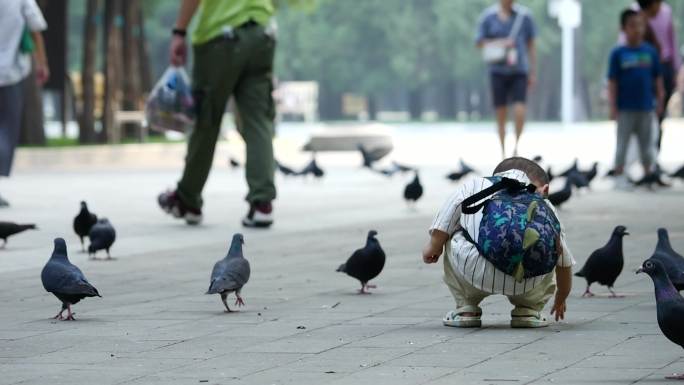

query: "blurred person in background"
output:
158 0 277 228
0 0 48 208
476 0 537 159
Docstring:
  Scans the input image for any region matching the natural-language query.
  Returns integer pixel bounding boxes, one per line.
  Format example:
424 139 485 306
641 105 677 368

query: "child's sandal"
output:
443 309 482 328
510 314 550 328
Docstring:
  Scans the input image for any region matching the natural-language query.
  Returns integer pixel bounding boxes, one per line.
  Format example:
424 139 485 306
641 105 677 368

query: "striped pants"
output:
443 255 556 318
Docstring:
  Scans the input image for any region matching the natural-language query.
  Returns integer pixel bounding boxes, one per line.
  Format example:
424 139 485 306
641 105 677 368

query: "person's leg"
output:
442 249 489 312
233 26 277 208
491 73 508 158
613 112 634 175
635 111 655 175
507 272 556 327
511 74 529 156
657 62 675 150
176 38 243 210
0 81 25 207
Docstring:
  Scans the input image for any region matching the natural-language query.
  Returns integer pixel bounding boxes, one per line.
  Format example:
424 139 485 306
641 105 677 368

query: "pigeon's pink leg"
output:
64 305 75 321
52 309 64 320
221 293 232 313
608 288 625 298
365 284 377 289
358 283 371 295
665 373 684 380
235 292 245 307
581 287 595 298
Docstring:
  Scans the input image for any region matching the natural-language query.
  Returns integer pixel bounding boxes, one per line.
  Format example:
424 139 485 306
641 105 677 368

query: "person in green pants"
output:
158 0 277 228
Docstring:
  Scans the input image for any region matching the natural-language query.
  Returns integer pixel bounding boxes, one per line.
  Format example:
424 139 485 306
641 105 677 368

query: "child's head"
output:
493 157 549 196
637 0 661 18
621 9 645 45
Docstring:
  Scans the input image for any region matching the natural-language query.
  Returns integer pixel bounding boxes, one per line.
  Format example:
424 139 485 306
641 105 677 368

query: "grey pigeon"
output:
0 221 36 247
297 156 324 178
88 218 116 260
207 233 251 312
671 164 684 179
559 159 578 177
358 144 388 169
575 225 628 297
73 201 97 252
41 238 100 320
275 160 297 176
337 230 385 294
637 259 684 379
532 155 543 163
651 228 684 291
403 172 423 204
547 178 572 208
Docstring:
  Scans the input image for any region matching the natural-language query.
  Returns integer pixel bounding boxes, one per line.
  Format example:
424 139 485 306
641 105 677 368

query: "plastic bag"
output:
145 66 195 133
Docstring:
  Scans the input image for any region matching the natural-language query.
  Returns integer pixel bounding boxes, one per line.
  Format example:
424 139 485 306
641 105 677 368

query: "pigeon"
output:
637 258 684 379
297 156 324 178
358 144 388 169
445 170 471 182
391 161 415 173
337 230 386 294
275 160 297 176
403 172 423 204
547 178 572 208
633 165 670 188
459 159 476 174
650 228 684 291
532 155 543 163
206 233 251 312
88 218 116 260
567 170 589 189
580 162 598 185
605 168 617 178
229 157 241 168
73 201 98 252
547 167 555 183
575 225 628 297
671 164 684 179
41 238 101 320
0 222 36 247
559 159 578 177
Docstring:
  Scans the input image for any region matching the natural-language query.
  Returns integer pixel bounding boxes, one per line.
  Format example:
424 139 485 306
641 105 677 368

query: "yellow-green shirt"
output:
192 0 274 45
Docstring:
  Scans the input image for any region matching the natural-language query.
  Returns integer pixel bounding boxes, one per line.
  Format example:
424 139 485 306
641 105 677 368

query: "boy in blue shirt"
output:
608 9 664 189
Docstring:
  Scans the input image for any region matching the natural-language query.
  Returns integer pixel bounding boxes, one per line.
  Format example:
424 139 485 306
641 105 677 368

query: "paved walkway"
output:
2 124 684 384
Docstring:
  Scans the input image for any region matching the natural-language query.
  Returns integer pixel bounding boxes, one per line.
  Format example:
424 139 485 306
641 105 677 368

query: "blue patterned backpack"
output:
460 177 562 282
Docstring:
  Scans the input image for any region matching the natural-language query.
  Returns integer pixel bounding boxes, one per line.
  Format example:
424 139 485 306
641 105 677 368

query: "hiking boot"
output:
157 190 203 225
242 201 273 228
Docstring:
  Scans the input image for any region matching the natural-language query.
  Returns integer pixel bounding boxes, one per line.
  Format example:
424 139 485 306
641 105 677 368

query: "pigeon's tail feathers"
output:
23 224 37 230
336 263 347 273
574 270 585 278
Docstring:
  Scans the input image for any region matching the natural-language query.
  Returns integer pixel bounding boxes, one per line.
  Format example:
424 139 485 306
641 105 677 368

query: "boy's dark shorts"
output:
490 73 528 107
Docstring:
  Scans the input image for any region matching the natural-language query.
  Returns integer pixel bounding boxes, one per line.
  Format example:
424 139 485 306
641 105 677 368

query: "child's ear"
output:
541 184 550 196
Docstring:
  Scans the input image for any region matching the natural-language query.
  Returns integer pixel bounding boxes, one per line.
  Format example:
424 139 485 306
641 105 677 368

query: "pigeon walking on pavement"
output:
651 228 684 291
41 238 101 320
297 156 325 178
547 178 572 208
88 218 116 260
73 201 98 252
337 230 385 294
0 222 36 248
206 233 251 312
637 258 684 379
575 225 628 297
275 160 297 176
404 172 423 205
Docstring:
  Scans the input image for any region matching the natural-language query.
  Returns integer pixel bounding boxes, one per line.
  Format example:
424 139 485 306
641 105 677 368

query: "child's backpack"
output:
460 177 562 282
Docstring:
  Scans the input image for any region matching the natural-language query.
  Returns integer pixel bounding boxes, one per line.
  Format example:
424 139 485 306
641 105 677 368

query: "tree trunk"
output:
407 88 422 120
19 62 46 145
79 0 99 144
367 93 377 121
102 0 122 143
136 3 152 94
121 0 142 140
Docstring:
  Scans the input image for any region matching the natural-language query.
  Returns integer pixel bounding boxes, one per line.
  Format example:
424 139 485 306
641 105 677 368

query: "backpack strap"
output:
461 177 536 215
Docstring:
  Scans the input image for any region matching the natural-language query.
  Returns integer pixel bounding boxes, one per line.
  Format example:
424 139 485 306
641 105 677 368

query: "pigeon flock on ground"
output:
3 148 684 378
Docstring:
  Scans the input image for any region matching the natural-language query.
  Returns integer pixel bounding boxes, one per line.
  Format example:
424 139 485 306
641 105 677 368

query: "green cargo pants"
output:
177 24 276 209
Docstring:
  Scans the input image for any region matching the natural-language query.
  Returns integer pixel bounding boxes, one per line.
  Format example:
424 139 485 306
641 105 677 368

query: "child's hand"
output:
550 295 567 321
422 243 442 264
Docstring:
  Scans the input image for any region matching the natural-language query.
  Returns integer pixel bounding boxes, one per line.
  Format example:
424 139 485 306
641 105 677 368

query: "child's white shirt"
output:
430 169 575 295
